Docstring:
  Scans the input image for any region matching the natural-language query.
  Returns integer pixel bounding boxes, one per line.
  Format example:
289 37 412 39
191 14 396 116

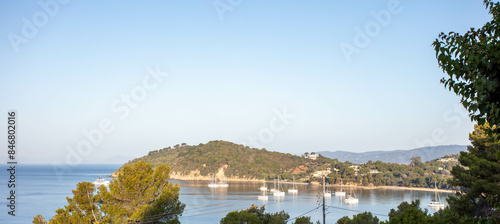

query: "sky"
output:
0 0 492 164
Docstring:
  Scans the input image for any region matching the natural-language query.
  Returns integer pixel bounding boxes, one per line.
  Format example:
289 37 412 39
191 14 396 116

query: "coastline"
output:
166 176 455 192
111 171 455 193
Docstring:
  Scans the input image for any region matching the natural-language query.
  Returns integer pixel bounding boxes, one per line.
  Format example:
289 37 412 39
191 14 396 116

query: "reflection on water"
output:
174 180 450 224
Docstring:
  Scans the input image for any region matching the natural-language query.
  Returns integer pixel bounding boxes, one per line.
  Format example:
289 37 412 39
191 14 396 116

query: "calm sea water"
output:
1 165 450 223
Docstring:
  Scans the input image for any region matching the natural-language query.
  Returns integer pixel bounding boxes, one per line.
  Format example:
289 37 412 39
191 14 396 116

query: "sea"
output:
1 164 450 224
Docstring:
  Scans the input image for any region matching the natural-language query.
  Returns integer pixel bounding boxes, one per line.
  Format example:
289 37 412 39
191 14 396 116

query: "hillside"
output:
115 141 461 189
317 145 467 164
117 140 311 181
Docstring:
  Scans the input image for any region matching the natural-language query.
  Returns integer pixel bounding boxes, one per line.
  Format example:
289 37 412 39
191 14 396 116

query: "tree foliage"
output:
382 200 429 224
131 140 310 180
133 140 457 189
293 216 314 224
336 211 379 224
41 161 184 224
32 214 48 224
220 204 291 224
49 182 103 224
100 161 185 223
433 0 500 130
447 123 500 219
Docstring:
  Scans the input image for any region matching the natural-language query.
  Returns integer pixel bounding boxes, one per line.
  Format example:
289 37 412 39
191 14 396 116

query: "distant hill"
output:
115 141 461 189
117 140 310 180
317 145 467 164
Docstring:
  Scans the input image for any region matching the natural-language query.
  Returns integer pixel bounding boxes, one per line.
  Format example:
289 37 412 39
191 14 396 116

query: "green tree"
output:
293 216 313 224
382 200 429 224
49 181 104 224
433 0 500 130
32 214 48 224
447 123 500 219
99 161 185 223
43 161 184 224
221 210 263 224
336 211 379 224
220 205 290 224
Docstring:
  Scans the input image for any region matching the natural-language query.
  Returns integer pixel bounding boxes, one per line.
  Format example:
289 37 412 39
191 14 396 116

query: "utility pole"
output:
323 175 326 224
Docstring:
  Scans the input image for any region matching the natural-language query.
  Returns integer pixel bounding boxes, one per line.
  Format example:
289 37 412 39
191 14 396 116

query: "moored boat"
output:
93 176 109 187
428 181 445 210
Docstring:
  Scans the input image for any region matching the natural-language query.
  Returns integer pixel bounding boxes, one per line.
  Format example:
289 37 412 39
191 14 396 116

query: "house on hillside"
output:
312 168 331 178
349 165 360 176
438 158 458 162
308 154 319 160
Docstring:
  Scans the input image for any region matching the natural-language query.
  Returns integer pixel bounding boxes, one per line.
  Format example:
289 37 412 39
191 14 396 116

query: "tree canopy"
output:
433 0 500 130
220 204 314 224
447 123 500 219
39 161 184 223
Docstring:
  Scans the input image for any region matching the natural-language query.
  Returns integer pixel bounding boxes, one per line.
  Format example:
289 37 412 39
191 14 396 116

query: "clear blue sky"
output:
0 1 491 164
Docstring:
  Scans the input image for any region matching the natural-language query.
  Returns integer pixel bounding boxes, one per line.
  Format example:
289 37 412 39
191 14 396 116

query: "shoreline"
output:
166 177 455 193
112 171 455 193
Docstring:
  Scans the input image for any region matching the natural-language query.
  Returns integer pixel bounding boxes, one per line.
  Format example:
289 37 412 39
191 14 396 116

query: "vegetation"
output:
325 155 457 189
133 140 309 180
34 161 184 224
337 212 379 224
341 1 500 223
219 204 314 224
128 140 458 189
447 123 500 219
32 214 47 224
433 0 500 131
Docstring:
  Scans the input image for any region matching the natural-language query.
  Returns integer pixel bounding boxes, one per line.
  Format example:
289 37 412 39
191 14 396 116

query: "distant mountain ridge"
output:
317 145 467 164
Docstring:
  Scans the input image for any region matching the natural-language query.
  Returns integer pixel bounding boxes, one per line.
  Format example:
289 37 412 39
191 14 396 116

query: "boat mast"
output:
322 175 326 224
435 181 438 202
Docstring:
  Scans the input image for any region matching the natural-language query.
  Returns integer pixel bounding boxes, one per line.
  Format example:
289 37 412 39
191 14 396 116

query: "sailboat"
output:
288 176 298 194
428 182 445 209
270 178 277 192
324 183 332 197
273 177 285 197
259 179 268 191
335 178 346 196
208 174 229 188
344 182 359 204
258 187 268 200
93 176 109 187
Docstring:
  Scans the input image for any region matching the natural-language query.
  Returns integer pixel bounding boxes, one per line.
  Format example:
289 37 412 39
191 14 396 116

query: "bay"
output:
1 165 450 223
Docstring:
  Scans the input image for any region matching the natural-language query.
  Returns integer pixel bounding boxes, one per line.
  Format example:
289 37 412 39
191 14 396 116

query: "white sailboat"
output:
93 176 109 187
324 183 332 197
335 178 346 196
270 178 277 192
322 176 331 197
428 182 445 210
259 179 268 191
258 187 268 201
288 176 298 194
208 174 229 188
273 177 285 197
344 182 359 204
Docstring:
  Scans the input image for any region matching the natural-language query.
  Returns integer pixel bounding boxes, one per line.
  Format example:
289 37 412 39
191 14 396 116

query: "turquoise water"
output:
1 164 449 223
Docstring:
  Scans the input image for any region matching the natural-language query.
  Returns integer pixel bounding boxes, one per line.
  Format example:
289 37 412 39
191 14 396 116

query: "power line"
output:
288 205 321 223
326 205 388 217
